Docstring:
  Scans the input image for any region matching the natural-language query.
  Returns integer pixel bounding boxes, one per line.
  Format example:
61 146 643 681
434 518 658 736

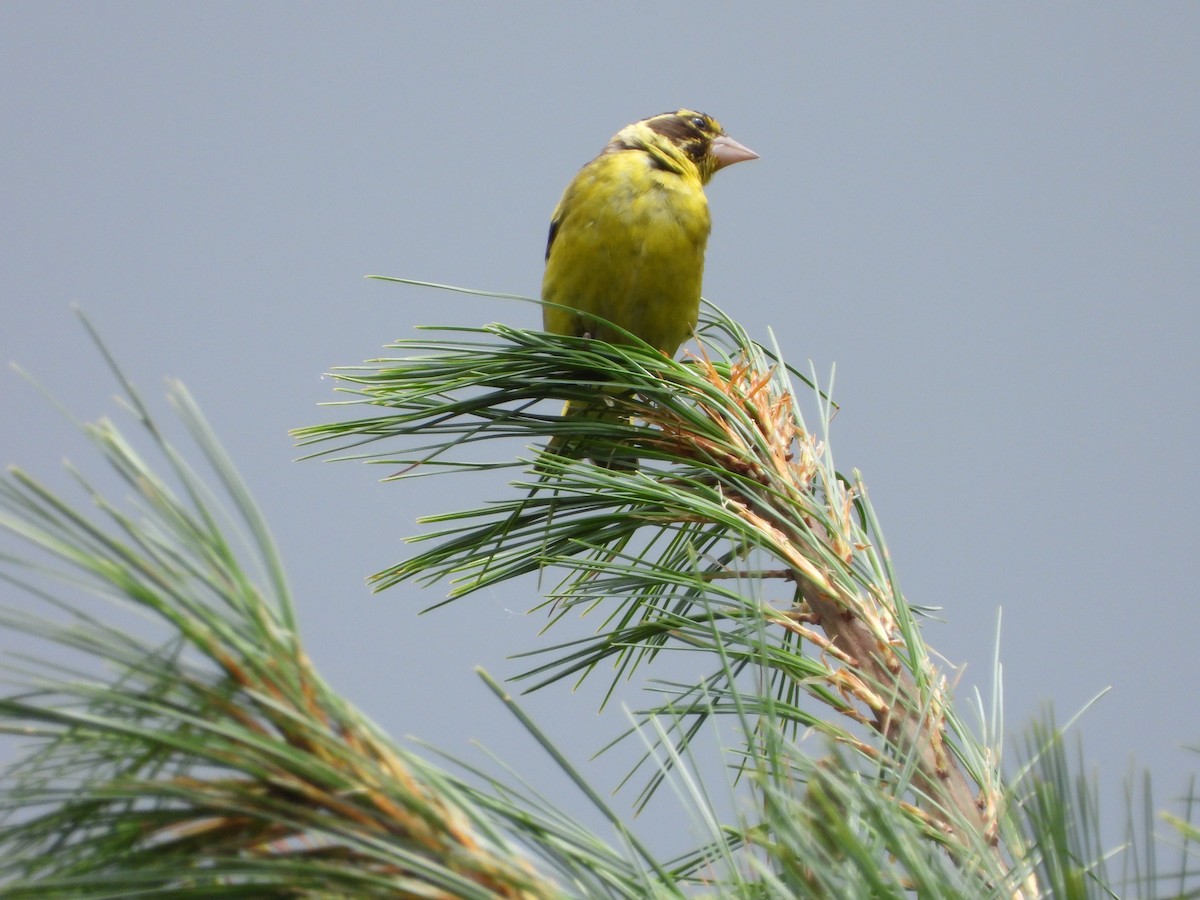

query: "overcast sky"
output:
3 3 1198 857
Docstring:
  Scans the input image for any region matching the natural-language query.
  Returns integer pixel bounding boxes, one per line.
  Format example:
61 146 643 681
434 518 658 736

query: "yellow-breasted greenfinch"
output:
540 109 757 465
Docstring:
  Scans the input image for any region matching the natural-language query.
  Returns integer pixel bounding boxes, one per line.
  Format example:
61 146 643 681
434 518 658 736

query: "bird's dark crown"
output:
604 109 726 177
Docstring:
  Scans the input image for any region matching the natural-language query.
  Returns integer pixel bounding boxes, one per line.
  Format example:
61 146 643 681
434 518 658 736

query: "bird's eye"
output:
690 115 707 130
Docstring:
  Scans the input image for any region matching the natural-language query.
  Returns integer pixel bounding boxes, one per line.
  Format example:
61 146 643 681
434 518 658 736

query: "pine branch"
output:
10 296 1194 895
296 290 1036 895
0 332 575 897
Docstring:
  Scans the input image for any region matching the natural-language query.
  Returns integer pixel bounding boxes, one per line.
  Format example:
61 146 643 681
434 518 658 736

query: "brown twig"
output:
643 349 1033 897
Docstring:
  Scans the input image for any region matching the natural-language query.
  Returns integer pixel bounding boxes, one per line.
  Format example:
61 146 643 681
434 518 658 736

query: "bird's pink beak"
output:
711 134 759 169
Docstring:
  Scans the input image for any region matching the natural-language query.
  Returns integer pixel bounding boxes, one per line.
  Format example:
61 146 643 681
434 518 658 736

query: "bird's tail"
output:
482 396 635 592
536 396 637 474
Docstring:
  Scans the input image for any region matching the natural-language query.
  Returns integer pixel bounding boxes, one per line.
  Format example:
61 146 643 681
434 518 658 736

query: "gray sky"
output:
3 2 1198 855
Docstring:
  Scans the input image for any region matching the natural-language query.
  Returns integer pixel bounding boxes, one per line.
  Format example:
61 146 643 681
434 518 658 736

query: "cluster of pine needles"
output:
0 295 1195 897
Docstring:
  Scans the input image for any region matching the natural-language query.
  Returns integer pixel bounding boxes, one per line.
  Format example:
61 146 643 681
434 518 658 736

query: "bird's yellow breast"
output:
542 150 711 356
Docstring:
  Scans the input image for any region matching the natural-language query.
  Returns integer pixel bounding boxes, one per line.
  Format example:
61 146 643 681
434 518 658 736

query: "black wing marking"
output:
545 216 561 262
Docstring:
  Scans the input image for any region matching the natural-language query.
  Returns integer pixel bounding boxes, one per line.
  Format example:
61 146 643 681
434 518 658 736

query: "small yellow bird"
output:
541 109 757 464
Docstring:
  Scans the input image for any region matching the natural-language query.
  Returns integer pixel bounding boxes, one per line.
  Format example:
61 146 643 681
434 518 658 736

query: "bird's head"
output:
605 109 758 184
